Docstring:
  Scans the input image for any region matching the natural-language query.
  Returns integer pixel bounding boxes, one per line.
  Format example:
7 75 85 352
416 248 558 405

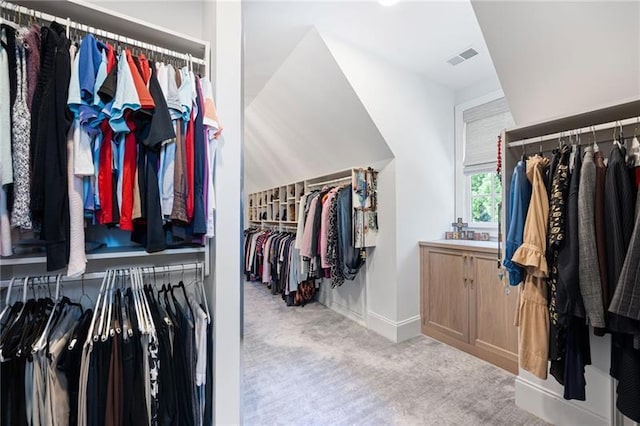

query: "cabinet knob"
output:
463 277 468 287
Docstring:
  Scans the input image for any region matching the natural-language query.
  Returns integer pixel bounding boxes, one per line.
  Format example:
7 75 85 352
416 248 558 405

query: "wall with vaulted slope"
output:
323 35 455 340
244 29 393 194
472 1 640 126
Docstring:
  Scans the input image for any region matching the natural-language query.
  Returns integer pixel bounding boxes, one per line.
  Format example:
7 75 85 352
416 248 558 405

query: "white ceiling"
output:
243 0 498 106
472 1 640 126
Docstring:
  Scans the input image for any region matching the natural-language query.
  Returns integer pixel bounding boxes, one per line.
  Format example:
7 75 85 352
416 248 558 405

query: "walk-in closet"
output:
2 0 639 425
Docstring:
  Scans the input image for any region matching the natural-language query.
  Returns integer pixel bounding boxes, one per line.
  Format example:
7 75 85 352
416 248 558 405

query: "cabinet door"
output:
422 248 469 343
470 253 518 361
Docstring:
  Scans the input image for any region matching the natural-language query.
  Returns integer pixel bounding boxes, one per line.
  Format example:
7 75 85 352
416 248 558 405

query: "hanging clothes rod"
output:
0 261 205 289
307 175 352 189
0 1 206 65
506 116 639 148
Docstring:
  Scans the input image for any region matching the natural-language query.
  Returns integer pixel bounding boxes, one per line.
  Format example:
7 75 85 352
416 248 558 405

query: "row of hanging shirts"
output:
503 116 640 420
0 263 213 426
521 121 640 167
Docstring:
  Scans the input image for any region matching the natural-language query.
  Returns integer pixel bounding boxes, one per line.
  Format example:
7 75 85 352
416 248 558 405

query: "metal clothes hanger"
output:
97 270 111 341
79 274 94 308
0 2 19 30
85 269 108 348
628 117 640 167
591 126 599 152
104 270 116 340
138 268 154 335
131 268 147 334
12 276 30 324
613 122 623 149
132 268 145 334
34 274 63 353
538 136 543 156
30 276 38 301
0 277 16 322
172 265 195 320
141 268 156 336
95 269 112 342
197 263 211 324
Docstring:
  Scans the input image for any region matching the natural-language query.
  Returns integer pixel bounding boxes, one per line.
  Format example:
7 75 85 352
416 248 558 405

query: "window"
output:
468 170 502 224
454 93 514 230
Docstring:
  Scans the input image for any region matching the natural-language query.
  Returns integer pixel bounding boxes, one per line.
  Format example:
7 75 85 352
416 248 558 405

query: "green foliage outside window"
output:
470 172 501 223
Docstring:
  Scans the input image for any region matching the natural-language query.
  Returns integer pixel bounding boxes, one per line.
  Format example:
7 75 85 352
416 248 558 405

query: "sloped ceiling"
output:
472 1 640 126
244 28 393 193
243 0 497 107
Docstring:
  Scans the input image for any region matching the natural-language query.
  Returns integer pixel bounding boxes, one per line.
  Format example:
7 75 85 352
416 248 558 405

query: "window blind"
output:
463 97 514 170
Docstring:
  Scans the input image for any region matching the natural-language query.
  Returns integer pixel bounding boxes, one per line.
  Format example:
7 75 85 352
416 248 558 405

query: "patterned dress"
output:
11 44 32 229
547 145 571 381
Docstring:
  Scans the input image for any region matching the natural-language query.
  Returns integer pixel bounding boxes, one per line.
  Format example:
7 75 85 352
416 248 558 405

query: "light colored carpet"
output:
243 281 546 426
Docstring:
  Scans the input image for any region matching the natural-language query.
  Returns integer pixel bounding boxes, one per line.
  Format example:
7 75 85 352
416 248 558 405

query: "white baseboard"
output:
316 292 366 327
515 376 609 426
396 315 421 342
367 311 421 343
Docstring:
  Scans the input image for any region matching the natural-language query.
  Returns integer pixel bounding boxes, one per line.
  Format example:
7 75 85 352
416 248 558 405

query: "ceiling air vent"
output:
459 48 478 60
447 47 479 66
447 56 465 66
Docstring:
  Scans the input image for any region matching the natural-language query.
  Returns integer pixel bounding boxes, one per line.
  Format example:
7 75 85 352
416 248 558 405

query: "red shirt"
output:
119 125 137 231
98 120 114 225
126 50 155 110
105 44 116 73
139 54 151 85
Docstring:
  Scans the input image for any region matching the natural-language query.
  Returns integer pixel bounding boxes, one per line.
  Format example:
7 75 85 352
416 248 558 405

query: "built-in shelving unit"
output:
247 170 353 230
248 180 306 227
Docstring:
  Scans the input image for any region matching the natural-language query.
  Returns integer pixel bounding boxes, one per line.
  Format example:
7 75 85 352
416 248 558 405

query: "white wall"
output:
324 35 455 339
84 0 205 39
213 1 243 424
455 75 503 106
317 272 367 326
472 0 640 126
244 28 393 194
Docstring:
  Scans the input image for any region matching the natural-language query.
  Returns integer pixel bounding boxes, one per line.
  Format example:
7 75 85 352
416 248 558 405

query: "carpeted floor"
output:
243 281 546 425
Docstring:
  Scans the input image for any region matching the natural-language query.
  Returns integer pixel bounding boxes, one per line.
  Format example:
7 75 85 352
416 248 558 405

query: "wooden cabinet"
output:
422 248 469 342
420 242 519 373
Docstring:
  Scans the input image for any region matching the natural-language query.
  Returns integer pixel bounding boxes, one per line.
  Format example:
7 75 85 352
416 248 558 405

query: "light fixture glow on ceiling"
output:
379 0 400 7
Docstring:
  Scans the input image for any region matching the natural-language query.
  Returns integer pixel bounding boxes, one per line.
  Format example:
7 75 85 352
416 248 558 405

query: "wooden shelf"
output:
1 245 206 266
505 97 640 142
11 0 208 57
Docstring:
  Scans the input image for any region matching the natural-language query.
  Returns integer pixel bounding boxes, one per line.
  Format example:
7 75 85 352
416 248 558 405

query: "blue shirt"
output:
503 160 532 286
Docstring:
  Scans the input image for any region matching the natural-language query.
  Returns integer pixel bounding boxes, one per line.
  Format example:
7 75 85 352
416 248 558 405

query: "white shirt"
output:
0 43 13 186
165 64 182 120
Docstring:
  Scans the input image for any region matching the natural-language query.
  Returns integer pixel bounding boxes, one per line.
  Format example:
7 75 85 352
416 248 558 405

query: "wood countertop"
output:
419 240 499 254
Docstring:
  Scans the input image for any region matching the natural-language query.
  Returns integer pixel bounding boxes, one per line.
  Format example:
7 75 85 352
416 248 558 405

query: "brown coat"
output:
512 155 550 379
